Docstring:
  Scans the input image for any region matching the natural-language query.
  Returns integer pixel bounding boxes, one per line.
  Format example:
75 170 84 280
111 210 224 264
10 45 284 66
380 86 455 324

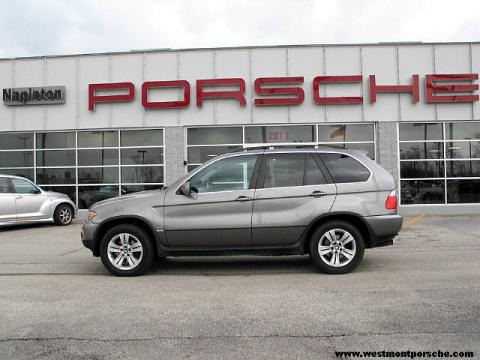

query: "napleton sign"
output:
3 86 65 106
88 74 479 111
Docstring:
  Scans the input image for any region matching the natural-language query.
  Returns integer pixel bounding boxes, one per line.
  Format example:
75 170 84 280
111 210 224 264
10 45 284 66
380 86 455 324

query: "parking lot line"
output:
403 214 426 227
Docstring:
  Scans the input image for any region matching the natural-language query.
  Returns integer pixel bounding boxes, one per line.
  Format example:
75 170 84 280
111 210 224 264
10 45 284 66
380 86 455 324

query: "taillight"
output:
385 190 398 210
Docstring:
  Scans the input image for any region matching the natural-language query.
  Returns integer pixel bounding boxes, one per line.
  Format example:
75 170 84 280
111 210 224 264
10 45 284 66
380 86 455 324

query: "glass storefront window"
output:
36 168 75 184
121 148 163 165
36 150 76 167
245 125 314 144
78 131 118 148
0 133 34 149
0 129 165 209
121 129 163 147
399 123 443 141
318 124 374 142
0 151 34 167
446 142 480 159
399 142 443 160
121 166 164 184
188 127 242 145
445 122 480 140
401 180 445 205
78 186 119 209
36 132 75 149
78 167 119 184
399 121 480 205
78 149 119 166
0 168 34 181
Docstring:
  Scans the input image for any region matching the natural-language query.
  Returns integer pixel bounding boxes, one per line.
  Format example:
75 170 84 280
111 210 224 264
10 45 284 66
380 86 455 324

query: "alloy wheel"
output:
107 233 144 271
59 207 72 225
317 229 357 267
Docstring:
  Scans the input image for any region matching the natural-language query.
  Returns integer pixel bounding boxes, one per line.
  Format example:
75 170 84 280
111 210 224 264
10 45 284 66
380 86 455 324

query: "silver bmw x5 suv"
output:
82 147 402 276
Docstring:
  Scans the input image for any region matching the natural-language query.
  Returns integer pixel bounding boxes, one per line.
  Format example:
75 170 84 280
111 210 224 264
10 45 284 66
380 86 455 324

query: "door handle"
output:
15 195 23 200
234 196 251 202
310 190 327 198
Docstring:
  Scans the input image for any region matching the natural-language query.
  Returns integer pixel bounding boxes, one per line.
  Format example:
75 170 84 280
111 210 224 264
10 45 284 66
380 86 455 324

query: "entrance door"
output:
164 154 259 248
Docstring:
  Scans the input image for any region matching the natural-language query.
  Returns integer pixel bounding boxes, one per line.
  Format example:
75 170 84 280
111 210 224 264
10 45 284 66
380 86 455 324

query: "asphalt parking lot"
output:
0 215 479 359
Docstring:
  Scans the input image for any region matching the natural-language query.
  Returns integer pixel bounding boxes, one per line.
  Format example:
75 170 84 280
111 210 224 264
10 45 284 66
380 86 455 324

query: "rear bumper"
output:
364 214 403 248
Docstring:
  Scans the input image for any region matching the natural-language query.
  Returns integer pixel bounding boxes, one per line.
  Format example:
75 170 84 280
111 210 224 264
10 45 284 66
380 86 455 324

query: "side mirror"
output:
32 188 41 194
179 182 192 196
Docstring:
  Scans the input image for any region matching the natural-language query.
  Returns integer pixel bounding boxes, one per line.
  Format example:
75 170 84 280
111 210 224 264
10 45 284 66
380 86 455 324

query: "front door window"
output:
190 155 257 193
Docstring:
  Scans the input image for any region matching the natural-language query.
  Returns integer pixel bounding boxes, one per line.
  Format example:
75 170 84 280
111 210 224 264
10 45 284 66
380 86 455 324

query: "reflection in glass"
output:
0 168 34 181
399 123 443 141
399 142 443 159
188 127 242 145
121 129 163 146
78 167 119 184
0 151 34 167
446 160 480 177
121 148 163 165
187 146 240 164
78 149 118 166
401 180 445 204
36 168 75 184
445 122 480 140
447 180 480 203
78 131 118 148
36 150 75 167
78 186 119 209
121 166 163 183
446 142 480 159
36 132 75 149
245 125 314 143
318 124 374 142
400 161 444 178
0 133 34 149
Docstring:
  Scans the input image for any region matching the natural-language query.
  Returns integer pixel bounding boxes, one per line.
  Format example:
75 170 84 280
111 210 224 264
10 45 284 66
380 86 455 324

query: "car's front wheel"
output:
53 204 73 226
309 221 365 274
100 224 154 276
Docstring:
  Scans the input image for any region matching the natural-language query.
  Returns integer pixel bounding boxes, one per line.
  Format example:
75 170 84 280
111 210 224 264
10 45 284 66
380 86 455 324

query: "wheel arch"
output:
301 212 373 254
93 216 160 258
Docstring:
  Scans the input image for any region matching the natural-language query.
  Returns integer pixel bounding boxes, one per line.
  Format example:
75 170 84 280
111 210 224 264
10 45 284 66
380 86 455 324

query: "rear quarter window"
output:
320 153 370 183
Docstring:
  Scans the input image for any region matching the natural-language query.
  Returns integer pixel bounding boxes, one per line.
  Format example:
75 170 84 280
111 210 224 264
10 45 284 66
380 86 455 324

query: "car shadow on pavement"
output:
149 255 319 275
0 223 54 233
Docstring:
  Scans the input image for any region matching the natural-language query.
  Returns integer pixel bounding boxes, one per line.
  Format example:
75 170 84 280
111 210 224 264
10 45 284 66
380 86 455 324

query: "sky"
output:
0 0 479 58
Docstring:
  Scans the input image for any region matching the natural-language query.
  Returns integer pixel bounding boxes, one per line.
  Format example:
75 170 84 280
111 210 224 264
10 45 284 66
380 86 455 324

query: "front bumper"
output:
364 214 403 248
81 221 99 256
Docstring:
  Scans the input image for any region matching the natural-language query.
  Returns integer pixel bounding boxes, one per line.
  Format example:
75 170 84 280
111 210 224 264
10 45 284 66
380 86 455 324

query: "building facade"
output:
1 42 480 213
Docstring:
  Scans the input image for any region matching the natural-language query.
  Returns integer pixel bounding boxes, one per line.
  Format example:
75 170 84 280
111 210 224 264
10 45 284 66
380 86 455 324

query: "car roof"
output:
0 174 29 180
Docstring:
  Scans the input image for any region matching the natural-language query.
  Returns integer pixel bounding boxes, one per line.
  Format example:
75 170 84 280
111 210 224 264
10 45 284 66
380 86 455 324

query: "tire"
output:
100 224 154 276
53 204 74 226
309 221 365 274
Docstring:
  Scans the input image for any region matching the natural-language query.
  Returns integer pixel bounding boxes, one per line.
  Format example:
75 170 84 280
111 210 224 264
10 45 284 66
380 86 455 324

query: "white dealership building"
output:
1 41 480 213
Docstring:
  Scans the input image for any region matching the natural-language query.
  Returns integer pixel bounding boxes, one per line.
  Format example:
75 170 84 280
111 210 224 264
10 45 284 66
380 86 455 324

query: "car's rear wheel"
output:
53 204 73 226
309 221 365 274
100 224 154 276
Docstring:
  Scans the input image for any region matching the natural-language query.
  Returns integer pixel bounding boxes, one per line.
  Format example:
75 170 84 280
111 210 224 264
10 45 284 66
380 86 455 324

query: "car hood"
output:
91 189 166 209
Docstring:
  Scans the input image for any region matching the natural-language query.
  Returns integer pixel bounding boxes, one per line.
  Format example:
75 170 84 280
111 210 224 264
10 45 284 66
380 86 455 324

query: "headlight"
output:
87 210 97 221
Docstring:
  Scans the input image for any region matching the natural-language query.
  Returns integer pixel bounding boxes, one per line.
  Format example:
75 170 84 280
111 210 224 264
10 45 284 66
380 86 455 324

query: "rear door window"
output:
319 153 370 183
263 153 305 188
305 154 327 185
